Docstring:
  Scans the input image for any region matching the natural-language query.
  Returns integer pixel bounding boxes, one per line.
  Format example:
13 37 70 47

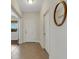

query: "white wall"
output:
11 0 22 16
22 12 40 42
40 0 67 59
18 17 24 44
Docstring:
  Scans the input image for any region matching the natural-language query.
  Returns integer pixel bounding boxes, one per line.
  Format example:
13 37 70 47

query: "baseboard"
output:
11 40 18 44
22 42 40 44
43 48 49 57
38 42 49 58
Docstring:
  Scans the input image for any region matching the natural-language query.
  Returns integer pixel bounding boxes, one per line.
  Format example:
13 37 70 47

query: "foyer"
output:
11 0 67 59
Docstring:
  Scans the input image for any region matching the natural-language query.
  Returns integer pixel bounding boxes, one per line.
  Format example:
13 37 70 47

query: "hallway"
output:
11 43 48 59
11 0 67 59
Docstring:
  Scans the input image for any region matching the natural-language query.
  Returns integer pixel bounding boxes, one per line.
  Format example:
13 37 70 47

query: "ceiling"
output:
17 0 44 13
11 9 18 18
11 9 18 21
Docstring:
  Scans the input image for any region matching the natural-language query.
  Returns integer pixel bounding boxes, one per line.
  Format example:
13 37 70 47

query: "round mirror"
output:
54 1 67 26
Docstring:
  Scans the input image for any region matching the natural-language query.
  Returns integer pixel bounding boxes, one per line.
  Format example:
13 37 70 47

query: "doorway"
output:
43 10 50 54
11 9 19 44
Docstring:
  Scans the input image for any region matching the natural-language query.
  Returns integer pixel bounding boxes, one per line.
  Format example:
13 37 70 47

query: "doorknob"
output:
43 33 46 35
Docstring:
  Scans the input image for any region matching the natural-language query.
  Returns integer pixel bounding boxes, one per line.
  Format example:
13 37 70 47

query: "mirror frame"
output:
54 1 67 26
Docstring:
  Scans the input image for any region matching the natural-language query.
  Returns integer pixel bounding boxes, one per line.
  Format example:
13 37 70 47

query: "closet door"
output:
44 10 50 53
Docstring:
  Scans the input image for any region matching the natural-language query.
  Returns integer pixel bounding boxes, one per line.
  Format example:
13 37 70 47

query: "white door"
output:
43 11 50 53
23 14 39 42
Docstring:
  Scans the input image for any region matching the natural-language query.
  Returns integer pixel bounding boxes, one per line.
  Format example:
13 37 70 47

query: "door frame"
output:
43 9 50 49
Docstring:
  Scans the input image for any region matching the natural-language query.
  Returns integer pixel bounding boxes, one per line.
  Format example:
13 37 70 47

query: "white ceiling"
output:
17 0 44 13
11 9 18 18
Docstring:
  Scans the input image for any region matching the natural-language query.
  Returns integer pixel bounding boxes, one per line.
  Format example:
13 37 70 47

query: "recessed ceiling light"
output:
27 0 34 4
